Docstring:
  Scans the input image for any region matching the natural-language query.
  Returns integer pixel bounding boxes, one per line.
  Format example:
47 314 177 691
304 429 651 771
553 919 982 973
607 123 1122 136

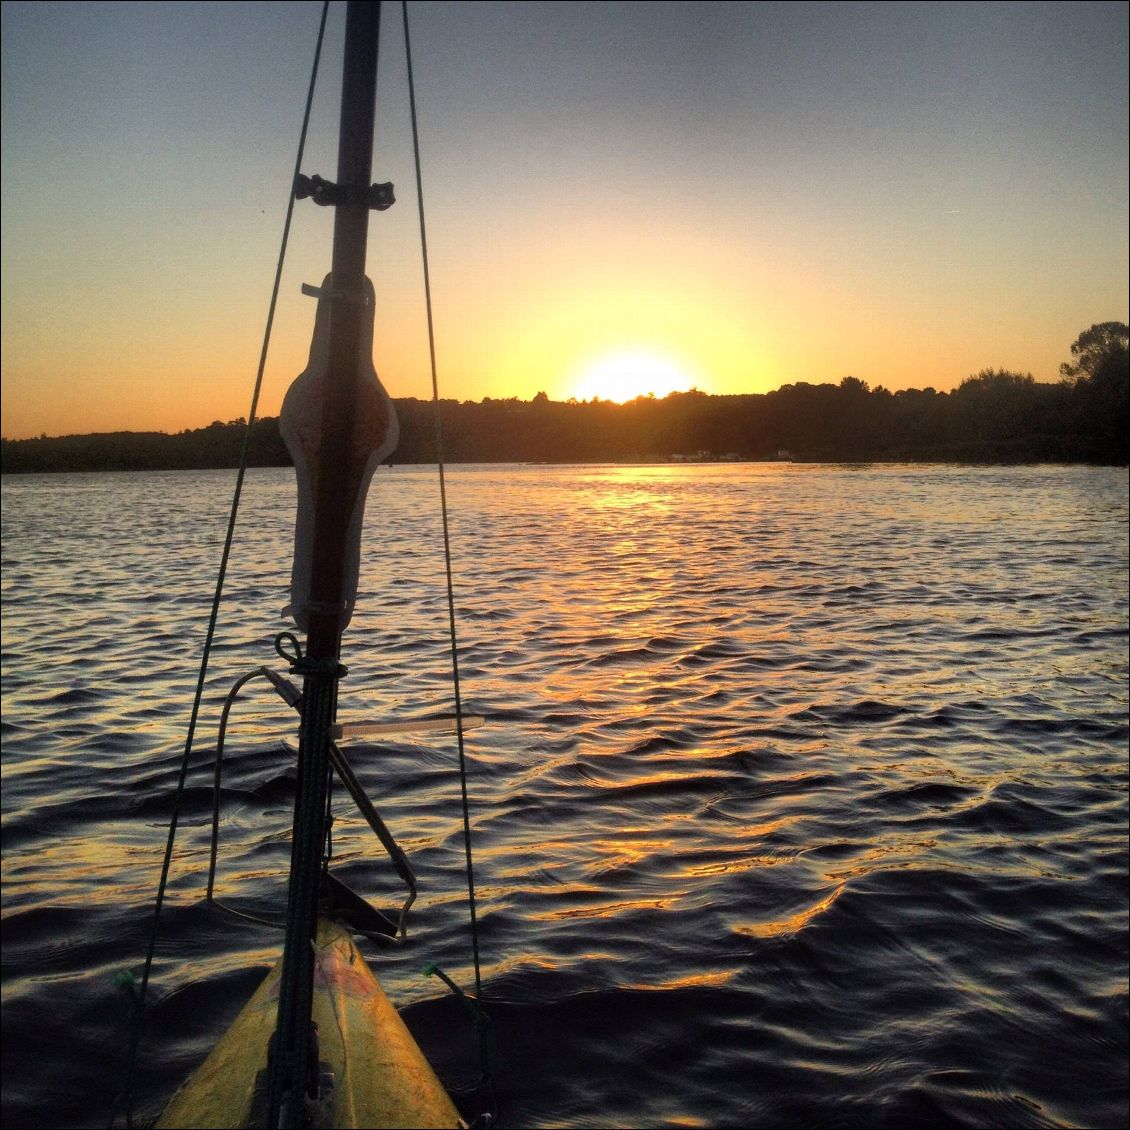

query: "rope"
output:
403 1 494 1119
206 668 269 898
114 6 330 1125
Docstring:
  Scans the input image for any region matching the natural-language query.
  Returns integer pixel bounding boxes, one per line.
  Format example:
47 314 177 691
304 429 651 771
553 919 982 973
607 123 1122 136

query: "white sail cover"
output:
279 275 398 632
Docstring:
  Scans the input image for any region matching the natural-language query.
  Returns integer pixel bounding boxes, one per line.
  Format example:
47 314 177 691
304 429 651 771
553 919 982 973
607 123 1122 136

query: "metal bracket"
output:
295 172 395 211
299 282 370 306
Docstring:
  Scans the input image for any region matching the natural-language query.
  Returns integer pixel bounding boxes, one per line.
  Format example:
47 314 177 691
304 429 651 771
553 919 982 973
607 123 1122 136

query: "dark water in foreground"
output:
2 463 1127 1129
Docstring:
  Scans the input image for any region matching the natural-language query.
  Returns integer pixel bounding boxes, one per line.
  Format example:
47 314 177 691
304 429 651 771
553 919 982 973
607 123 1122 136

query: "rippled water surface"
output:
2 463 1127 1129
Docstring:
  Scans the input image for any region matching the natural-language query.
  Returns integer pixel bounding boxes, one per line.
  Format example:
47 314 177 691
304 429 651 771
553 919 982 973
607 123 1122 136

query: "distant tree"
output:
1059 322 1129 388
957 368 1036 393
1059 322 1129 463
838 375 870 394
950 369 1042 450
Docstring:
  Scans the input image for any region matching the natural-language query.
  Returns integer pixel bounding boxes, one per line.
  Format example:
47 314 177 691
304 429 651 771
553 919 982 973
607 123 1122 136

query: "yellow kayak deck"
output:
156 918 462 1128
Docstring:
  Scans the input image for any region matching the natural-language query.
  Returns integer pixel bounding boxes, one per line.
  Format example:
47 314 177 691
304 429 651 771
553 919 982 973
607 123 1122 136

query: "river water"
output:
1 462 1127 1129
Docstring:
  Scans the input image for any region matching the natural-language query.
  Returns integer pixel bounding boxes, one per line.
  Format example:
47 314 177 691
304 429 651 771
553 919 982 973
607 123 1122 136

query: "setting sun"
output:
570 351 699 403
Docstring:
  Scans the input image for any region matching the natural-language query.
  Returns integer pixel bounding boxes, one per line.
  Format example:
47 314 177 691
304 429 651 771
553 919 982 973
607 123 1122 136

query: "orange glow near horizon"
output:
435 266 792 410
568 349 699 403
1 5 1125 441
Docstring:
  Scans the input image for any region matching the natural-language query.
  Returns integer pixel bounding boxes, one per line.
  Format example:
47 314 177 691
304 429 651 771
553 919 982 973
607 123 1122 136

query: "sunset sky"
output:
2 1 1127 440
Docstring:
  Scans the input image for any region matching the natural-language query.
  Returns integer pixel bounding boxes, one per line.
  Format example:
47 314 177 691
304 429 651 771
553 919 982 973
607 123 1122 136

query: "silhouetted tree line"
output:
3 323 1126 473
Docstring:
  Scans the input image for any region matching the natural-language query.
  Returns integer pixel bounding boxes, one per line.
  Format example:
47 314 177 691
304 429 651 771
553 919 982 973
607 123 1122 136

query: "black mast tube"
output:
268 4 381 1125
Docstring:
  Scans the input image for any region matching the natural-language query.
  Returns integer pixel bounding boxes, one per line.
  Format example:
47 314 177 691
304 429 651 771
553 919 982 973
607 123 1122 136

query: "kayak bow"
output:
156 919 462 1129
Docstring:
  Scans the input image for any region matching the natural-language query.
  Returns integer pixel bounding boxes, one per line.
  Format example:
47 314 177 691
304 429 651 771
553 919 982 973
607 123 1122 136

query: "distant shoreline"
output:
2 456 1126 476
2 378 1127 472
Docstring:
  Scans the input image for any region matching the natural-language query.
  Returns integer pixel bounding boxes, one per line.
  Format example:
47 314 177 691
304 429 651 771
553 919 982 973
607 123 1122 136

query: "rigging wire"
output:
402 0 494 1118
114 5 331 1125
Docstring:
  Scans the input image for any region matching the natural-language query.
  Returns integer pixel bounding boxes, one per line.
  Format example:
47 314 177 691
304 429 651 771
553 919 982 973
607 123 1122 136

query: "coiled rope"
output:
114 5 330 1125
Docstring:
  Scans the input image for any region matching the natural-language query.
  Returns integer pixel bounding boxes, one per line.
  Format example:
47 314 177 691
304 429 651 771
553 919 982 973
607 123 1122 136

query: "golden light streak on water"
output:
732 884 846 940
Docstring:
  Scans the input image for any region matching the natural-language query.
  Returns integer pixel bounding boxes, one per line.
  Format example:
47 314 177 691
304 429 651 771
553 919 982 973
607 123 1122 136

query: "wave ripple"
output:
2 463 1127 1129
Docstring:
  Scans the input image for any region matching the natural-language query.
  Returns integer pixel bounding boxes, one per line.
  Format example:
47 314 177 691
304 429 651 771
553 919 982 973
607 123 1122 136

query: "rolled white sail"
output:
279 274 398 632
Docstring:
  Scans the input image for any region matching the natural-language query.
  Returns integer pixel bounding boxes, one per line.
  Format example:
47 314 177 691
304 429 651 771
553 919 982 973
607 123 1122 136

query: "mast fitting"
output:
287 656 348 679
299 281 371 306
295 172 395 210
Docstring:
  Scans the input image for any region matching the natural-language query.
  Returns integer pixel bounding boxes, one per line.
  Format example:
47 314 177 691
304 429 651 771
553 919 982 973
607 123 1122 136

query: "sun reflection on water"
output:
732 883 846 939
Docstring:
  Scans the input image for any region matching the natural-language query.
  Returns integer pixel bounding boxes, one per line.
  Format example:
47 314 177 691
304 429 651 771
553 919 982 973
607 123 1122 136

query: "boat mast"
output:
269 2 384 1125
